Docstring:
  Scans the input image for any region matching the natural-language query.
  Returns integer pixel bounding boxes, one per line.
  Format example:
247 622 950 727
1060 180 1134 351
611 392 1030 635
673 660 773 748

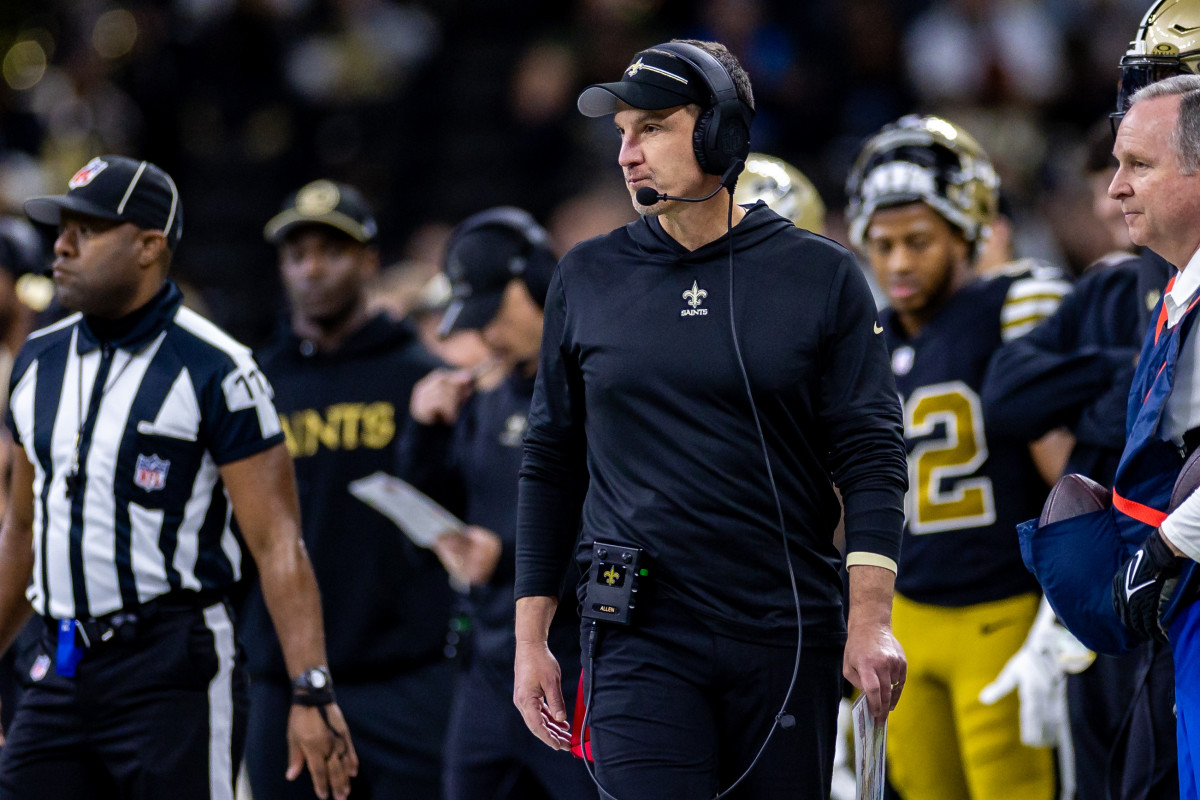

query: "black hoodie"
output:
241 314 451 681
515 203 908 646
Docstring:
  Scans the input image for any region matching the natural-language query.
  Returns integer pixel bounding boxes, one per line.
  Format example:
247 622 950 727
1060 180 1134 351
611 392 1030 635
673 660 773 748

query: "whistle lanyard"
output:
65 345 134 499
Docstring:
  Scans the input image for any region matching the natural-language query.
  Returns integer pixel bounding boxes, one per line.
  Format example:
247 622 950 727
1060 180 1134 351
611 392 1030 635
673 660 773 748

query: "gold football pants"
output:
887 591 1055 800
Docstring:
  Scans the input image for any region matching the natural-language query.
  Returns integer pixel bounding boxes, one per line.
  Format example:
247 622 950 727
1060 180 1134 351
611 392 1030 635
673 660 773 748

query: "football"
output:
1040 473 1112 526
1171 448 1200 511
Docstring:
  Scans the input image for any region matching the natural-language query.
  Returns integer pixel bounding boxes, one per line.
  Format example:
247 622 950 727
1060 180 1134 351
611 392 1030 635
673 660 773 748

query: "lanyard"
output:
65 344 132 499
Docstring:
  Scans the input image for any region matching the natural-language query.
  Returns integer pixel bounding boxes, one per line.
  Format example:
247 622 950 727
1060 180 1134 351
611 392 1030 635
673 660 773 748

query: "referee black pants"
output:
0 602 246 800
584 597 841 800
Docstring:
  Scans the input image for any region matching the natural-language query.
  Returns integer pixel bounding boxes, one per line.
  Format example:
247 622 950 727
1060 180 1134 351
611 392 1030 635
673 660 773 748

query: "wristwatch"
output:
291 666 334 706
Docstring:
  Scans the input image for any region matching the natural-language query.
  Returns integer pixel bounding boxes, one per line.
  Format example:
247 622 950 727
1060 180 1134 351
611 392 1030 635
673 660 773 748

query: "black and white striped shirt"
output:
6 283 283 620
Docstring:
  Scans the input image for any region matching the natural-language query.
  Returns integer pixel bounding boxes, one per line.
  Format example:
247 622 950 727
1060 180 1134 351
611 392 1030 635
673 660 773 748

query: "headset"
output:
443 206 557 308
653 41 754 178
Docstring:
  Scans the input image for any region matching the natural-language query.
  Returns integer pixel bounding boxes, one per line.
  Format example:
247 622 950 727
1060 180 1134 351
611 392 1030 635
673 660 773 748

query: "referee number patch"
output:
222 367 273 412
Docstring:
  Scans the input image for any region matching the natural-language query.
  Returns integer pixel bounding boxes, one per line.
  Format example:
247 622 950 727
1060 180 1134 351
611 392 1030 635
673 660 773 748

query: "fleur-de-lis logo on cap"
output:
296 180 341 215
683 280 708 309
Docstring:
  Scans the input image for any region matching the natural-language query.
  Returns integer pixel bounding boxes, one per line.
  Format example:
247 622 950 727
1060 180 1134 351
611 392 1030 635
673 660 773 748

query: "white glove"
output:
978 598 1094 748
830 697 856 800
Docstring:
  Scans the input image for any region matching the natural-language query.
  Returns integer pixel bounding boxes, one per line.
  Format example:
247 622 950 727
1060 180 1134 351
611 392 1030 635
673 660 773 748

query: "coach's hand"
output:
434 525 503 587
514 639 571 750
844 565 906 725
287 703 359 800
410 368 475 426
1112 529 1184 643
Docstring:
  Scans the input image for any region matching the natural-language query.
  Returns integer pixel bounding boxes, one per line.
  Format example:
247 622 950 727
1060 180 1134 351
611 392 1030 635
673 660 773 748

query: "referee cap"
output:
24 156 183 251
264 180 378 245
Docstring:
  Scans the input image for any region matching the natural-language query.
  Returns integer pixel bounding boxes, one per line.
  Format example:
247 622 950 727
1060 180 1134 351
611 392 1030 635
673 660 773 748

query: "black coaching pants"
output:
0 603 246 800
584 597 841 800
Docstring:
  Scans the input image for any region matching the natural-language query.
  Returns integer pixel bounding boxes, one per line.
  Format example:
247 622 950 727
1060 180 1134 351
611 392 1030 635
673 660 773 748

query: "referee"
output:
0 155 356 800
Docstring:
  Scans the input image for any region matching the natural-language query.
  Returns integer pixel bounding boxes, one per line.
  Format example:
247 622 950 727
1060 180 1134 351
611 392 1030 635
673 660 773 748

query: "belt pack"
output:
581 542 647 626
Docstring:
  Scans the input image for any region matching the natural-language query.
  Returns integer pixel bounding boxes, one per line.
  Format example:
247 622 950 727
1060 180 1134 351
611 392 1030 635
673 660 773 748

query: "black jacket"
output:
241 315 450 682
515 203 907 645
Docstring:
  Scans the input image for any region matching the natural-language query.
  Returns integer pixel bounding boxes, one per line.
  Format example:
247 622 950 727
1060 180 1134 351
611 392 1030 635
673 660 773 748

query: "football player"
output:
846 115 1070 800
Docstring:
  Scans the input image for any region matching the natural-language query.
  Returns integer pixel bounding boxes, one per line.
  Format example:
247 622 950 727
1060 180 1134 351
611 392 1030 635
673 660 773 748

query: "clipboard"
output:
852 694 888 800
347 471 464 547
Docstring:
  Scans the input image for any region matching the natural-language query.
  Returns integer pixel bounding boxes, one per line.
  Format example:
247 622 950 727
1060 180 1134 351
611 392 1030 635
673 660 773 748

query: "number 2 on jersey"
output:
904 381 996 534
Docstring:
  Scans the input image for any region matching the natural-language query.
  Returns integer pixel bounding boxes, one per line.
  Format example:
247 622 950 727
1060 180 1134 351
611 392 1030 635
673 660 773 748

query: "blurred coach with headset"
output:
396 207 594 800
512 39 909 799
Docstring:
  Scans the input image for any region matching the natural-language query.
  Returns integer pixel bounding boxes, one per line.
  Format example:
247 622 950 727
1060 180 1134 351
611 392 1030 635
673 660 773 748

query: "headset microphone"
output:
634 160 745 207
634 184 722 206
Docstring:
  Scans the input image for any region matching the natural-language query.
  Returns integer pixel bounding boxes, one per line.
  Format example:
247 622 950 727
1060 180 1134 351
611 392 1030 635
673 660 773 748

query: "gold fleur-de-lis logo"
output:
626 58 645 77
683 280 708 309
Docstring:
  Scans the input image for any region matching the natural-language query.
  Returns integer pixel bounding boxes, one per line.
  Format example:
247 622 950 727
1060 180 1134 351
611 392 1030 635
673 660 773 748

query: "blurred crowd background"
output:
0 0 1159 346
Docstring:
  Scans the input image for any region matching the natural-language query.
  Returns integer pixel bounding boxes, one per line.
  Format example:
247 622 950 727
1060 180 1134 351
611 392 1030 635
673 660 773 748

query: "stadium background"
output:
0 0 1158 346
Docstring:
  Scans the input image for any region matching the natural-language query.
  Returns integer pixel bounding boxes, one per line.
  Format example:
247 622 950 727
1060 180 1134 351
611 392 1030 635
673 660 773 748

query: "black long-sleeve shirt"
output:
515 204 908 646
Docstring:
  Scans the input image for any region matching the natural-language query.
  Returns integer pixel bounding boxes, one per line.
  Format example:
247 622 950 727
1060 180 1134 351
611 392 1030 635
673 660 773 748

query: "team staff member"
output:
241 179 453 799
396 207 594 800
847 115 1069 800
0 155 355 799
1104 74 1200 800
990 10 1198 798
982 126 1177 800
513 40 908 799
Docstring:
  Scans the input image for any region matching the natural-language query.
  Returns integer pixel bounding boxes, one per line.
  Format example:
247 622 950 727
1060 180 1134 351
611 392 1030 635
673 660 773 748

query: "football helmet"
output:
1118 0 1200 112
733 153 826 233
846 115 999 250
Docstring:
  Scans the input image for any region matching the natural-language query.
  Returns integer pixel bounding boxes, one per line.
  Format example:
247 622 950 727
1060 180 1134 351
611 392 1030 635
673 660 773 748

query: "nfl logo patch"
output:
30 653 49 682
134 454 170 491
69 157 108 188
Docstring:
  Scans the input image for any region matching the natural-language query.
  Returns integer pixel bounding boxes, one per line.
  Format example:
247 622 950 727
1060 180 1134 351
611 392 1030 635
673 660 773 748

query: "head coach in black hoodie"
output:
512 39 910 799
240 180 455 800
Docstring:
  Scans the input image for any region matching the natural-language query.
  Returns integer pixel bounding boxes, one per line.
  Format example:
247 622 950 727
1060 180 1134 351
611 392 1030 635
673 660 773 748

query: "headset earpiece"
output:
692 107 717 174
654 41 753 178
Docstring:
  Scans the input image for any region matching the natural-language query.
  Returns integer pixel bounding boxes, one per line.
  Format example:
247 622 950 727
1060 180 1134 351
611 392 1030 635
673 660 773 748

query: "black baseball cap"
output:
264 180 378 245
24 155 183 250
438 208 556 337
577 47 711 117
